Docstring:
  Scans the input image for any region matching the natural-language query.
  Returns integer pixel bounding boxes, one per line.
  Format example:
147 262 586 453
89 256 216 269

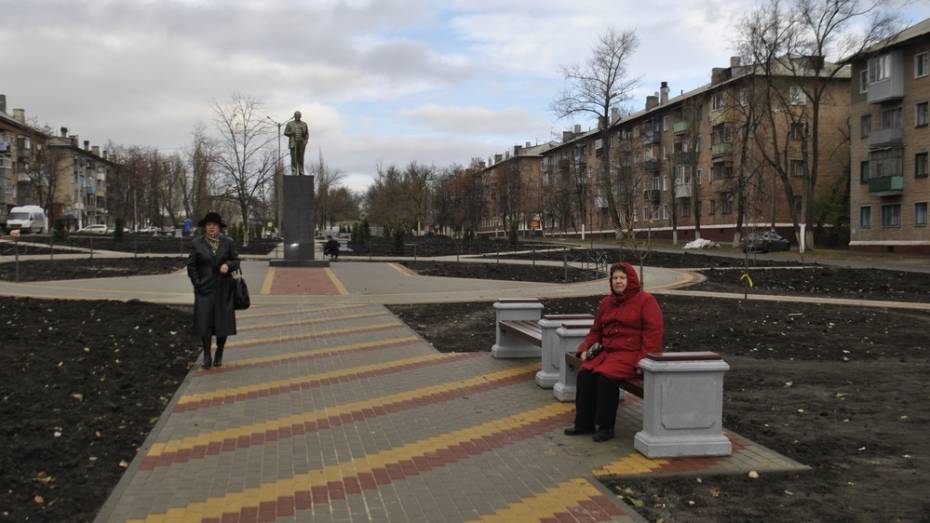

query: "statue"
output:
283 111 309 175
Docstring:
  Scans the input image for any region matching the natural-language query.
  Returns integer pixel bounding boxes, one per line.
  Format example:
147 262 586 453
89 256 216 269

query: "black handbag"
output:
232 269 251 310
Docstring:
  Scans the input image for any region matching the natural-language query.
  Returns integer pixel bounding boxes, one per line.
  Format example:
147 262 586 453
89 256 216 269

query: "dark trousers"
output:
201 336 227 354
573 370 623 431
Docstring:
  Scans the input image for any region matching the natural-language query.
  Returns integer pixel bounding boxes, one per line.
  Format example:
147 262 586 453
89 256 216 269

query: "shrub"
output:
508 221 519 246
392 227 405 255
361 219 371 241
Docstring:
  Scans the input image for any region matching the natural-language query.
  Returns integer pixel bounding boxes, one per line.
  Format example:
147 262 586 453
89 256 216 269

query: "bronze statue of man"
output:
283 111 309 175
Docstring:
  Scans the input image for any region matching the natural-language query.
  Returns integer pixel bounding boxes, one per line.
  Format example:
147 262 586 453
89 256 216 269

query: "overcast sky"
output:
1 0 926 193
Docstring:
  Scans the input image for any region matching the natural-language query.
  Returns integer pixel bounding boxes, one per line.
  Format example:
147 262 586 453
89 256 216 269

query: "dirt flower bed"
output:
23 235 279 255
693 267 930 303
399 260 601 283
388 295 930 522
349 235 545 257
0 297 198 523
0 242 59 256
0 258 188 282
494 247 809 269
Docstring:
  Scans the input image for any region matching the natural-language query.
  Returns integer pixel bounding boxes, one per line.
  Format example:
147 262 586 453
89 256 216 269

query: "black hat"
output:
197 212 227 228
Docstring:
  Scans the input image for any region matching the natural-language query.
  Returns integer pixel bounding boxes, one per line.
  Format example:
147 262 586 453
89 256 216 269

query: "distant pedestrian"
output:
187 212 240 369
324 235 340 261
564 262 664 442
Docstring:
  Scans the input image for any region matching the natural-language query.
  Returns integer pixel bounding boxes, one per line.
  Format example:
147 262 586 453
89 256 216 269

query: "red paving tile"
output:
269 267 340 295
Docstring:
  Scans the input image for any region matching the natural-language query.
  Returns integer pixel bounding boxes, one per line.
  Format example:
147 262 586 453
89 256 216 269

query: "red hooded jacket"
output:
576 262 664 380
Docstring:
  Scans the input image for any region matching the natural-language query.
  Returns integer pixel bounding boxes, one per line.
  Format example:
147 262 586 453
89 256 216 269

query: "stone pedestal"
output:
552 324 591 402
490 299 543 359
633 352 732 458
536 316 593 389
271 175 329 267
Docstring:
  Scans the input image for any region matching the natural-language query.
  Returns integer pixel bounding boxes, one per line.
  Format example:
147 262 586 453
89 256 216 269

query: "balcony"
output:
867 51 904 104
674 182 692 198
642 133 661 145
712 142 734 158
868 175 903 196
673 121 689 134
643 159 660 173
644 189 662 203
869 127 903 148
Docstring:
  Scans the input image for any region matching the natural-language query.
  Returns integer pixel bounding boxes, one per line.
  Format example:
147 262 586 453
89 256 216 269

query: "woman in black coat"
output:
186 212 240 368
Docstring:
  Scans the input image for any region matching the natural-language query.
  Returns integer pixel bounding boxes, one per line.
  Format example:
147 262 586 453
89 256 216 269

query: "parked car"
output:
78 224 109 235
135 226 159 235
741 231 791 253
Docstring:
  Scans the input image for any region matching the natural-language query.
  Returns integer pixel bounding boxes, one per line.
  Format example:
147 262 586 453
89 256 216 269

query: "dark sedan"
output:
741 231 791 253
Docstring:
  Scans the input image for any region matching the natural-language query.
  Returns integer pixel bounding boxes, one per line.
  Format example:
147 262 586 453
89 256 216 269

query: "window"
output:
721 192 734 215
860 160 870 183
859 69 868 93
696 168 703 184
791 159 805 177
711 163 733 179
916 102 929 127
870 148 903 178
663 115 670 131
917 152 929 178
680 200 691 217
868 54 891 83
860 114 871 138
788 85 805 105
916 202 928 227
739 88 749 106
881 107 902 129
711 93 724 111
708 199 716 216
881 204 901 228
860 206 871 229
790 122 805 140
916 52 929 78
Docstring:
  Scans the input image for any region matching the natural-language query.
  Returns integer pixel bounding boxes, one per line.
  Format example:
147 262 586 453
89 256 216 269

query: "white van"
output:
6 205 47 234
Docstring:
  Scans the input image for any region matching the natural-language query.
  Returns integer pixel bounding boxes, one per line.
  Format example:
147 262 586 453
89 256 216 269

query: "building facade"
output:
0 97 48 223
478 142 554 234
847 17 930 253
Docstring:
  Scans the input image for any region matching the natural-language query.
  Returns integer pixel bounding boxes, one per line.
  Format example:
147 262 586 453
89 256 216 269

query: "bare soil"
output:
24 235 279 255
494 247 810 269
349 235 546 257
694 267 930 304
399 260 600 283
388 293 930 522
0 297 198 523
0 258 188 282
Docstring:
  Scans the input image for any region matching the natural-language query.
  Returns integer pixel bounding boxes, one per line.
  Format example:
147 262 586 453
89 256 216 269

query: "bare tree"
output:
311 150 346 231
212 94 276 244
185 123 215 221
553 28 639 233
739 0 894 248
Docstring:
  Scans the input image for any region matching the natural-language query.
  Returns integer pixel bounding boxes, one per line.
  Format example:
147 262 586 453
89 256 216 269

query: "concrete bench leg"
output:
537 318 594 389
491 300 543 359
633 358 732 458
552 324 590 402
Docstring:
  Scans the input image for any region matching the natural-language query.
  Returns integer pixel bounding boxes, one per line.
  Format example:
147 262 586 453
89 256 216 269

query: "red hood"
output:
609 262 641 303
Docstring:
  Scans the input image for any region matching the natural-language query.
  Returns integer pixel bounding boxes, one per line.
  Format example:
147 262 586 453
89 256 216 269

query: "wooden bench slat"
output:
499 320 543 344
496 298 541 303
543 314 594 320
563 353 644 398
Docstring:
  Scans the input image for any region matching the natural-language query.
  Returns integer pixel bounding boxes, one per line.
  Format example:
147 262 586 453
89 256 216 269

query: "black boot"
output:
213 337 227 367
200 337 212 369
592 429 615 442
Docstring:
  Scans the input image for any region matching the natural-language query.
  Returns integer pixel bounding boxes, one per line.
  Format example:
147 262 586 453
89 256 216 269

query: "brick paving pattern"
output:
97 301 807 523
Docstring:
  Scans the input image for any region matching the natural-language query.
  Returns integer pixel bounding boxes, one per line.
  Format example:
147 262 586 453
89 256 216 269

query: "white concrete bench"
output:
490 299 544 358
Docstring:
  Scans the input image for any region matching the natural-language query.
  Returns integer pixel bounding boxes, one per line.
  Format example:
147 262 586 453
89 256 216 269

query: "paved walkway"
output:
95 302 805 523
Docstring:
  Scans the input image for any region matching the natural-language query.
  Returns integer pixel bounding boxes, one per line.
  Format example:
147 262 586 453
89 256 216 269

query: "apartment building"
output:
47 128 114 229
845 17 930 253
478 141 555 234
0 96 48 223
521 58 851 244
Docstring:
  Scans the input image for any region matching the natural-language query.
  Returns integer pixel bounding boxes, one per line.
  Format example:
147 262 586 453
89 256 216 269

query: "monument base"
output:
278 175 320 266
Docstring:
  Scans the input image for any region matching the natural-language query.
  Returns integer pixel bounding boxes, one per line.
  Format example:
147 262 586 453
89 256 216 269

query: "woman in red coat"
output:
564 262 664 442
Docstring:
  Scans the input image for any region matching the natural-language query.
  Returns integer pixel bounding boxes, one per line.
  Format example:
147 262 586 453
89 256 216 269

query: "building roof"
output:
842 16 930 62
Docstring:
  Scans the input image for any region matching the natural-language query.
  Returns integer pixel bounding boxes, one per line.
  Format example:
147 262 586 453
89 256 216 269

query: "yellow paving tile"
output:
176 352 461 406
148 363 536 457
592 452 670 477
236 303 367 320
237 311 390 332
217 335 420 369
127 403 572 523
218 321 403 349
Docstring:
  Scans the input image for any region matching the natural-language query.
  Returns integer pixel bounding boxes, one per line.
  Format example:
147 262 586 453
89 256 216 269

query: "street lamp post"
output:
267 115 293 233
